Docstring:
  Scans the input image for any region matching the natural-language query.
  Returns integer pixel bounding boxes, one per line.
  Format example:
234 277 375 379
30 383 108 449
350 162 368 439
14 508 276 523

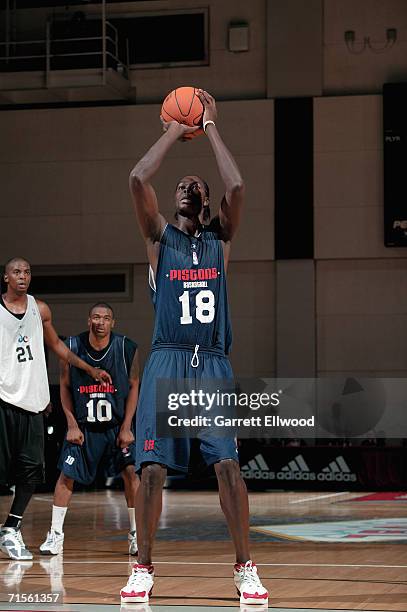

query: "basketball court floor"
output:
0 489 406 611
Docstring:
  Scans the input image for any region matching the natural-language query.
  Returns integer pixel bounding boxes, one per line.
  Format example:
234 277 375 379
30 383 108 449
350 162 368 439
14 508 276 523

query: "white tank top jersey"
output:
0 294 50 413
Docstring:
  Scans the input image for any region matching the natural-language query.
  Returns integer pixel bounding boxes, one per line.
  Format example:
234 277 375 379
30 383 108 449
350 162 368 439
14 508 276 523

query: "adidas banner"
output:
239 444 407 491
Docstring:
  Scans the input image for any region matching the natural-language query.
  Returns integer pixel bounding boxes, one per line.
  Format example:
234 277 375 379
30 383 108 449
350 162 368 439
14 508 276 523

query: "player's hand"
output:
117 426 135 449
89 366 112 384
67 425 84 446
160 116 200 141
196 89 217 124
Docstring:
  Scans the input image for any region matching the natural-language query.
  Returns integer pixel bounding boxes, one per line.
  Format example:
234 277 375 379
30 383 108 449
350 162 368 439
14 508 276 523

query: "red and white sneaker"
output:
120 564 154 604
234 560 268 605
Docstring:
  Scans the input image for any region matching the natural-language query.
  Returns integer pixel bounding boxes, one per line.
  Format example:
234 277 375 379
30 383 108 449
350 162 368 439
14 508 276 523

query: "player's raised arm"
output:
129 121 199 242
37 300 112 384
196 89 244 241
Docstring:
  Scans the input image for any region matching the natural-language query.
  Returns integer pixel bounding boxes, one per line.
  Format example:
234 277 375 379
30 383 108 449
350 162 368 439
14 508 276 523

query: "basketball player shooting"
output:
120 90 268 605
0 257 111 561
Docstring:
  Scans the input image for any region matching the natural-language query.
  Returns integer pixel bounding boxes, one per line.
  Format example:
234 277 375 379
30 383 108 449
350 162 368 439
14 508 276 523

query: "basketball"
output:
161 86 204 139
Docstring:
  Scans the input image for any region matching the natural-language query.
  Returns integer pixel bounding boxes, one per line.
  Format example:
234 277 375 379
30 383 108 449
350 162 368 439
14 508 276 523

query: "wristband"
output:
203 120 216 133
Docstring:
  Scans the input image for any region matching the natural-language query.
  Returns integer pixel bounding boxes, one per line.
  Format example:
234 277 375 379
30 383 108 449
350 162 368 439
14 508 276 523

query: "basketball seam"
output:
175 87 194 118
193 88 204 125
162 107 183 122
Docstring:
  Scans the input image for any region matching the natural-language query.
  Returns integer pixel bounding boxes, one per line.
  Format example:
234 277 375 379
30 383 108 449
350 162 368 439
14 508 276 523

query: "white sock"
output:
51 505 67 534
128 507 136 533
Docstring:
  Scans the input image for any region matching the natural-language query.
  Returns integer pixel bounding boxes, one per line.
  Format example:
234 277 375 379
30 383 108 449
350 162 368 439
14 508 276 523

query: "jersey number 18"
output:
179 289 215 325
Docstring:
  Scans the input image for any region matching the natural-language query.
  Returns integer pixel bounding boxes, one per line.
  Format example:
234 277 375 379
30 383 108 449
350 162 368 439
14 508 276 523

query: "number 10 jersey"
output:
150 224 232 355
67 332 137 428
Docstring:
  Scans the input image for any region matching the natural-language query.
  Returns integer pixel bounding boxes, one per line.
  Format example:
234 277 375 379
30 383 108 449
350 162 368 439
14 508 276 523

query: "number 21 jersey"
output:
0 294 50 413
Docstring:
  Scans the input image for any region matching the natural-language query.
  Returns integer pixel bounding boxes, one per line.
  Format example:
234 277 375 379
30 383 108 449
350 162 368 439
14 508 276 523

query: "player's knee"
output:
17 464 43 485
141 462 166 491
215 459 241 488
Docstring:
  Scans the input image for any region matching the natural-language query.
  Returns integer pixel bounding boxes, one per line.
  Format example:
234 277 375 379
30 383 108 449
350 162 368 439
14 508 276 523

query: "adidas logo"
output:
241 454 357 482
281 454 310 472
319 455 357 482
241 454 274 480
277 454 315 481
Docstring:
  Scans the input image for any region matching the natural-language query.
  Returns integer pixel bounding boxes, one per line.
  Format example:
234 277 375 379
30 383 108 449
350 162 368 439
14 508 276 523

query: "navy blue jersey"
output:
67 332 137 428
150 224 232 354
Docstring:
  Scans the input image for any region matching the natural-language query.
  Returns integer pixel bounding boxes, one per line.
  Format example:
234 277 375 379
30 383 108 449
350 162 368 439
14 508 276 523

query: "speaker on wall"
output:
383 83 407 247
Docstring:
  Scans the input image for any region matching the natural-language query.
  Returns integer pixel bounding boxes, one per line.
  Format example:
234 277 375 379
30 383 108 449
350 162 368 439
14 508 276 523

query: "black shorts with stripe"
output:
0 398 45 486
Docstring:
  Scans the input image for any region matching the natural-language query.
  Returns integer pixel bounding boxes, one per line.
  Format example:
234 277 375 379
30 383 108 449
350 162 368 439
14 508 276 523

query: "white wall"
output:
2 0 407 382
267 0 323 98
317 259 407 376
324 0 407 94
0 100 275 380
314 95 405 260
0 99 274 264
315 95 407 376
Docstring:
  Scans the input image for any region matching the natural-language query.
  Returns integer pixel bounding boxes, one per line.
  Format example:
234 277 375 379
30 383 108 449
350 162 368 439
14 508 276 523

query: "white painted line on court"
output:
289 492 349 504
32 496 221 509
33 496 100 505
1 560 405 568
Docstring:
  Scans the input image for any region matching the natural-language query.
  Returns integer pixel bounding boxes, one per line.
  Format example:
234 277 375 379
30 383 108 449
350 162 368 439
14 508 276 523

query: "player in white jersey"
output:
0 257 111 561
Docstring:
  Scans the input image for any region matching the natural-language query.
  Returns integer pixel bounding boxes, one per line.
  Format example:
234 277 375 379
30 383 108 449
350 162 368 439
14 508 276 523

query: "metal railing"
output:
0 19 129 84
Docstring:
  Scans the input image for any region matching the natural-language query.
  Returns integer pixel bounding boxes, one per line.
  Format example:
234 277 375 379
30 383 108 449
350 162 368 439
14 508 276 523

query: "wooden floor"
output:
0 489 406 611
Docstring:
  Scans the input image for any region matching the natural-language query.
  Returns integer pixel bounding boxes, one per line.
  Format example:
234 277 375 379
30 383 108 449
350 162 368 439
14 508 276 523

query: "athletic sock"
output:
128 507 136 533
3 481 36 529
51 505 67 534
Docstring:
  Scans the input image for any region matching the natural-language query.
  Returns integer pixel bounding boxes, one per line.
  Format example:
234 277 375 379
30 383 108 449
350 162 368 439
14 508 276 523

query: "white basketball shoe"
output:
0 527 33 561
40 529 64 555
234 560 269 605
120 564 154 603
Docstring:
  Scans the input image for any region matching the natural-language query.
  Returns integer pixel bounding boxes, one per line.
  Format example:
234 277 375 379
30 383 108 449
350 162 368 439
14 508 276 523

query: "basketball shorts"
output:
0 398 45 486
58 425 136 485
136 346 239 473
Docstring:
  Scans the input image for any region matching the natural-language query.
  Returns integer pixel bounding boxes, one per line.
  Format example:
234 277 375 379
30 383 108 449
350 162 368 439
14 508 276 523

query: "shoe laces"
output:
47 529 59 544
15 530 27 549
127 565 152 589
237 561 262 588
